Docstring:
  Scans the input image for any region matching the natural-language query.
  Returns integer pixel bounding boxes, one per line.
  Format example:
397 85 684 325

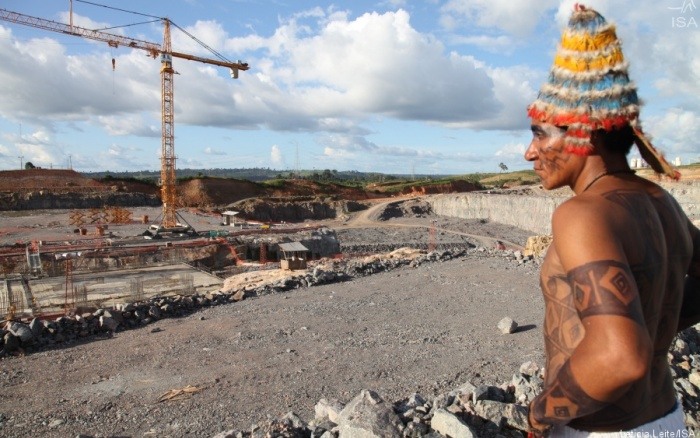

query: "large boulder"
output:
336 389 403 437
430 408 476 438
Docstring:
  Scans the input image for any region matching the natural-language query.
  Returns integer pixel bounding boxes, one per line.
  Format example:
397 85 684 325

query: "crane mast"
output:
160 20 177 228
0 6 249 233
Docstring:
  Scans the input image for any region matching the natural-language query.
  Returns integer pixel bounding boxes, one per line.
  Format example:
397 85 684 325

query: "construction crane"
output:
0 2 249 235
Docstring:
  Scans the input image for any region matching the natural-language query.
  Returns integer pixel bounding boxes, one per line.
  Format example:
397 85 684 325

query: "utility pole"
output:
290 140 299 177
68 154 72 169
18 155 24 169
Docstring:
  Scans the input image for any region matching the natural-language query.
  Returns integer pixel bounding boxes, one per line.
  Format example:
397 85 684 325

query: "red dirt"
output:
0 169 105 192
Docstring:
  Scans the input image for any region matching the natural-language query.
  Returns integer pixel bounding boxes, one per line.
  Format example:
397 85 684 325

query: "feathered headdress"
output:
527 4 679 179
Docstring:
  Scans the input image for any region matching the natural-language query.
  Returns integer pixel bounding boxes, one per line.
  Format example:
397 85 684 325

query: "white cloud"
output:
323 147 354 158
0 26 158 125
0 7 536 141
172 20 229 56
645 109 700 155
270 144 284 165
440 0 560 36
98 115 160 137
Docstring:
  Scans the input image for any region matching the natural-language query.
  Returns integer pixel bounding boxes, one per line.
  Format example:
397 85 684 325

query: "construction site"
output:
2 165 698 321
0 191 347 319
0 2 300 320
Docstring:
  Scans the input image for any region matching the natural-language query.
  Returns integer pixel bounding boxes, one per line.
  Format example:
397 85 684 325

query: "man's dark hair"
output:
591 124 635 155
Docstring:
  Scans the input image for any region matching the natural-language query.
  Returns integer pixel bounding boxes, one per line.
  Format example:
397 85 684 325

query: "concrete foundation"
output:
28 263 223 314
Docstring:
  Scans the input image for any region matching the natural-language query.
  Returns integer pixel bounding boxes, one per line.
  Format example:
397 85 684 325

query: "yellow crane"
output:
0 2 249 235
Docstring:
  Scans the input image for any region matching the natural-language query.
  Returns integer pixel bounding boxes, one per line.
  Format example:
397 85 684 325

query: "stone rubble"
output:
1 246 698 436
0 247 529 356
211 330 700 438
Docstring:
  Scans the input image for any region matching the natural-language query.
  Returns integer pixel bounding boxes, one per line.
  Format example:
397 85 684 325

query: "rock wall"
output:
429 181 700 235
0 191 161 211
429 191 566 235
232 197 367 222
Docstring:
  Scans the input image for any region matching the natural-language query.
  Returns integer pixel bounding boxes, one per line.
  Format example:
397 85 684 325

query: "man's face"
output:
524 120 579 190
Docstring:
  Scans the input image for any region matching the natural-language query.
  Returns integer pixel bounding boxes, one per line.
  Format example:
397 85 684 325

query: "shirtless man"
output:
523 5 699 436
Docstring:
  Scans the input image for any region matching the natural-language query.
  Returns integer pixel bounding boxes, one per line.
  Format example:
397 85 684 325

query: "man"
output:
523 4 700 436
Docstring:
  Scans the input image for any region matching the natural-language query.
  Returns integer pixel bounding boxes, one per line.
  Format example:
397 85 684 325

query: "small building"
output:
221 211 239 226
278 242 309 270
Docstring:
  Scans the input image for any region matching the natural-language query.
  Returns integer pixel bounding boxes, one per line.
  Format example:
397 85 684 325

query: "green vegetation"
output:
260 178 286 188
478 170 539 188
87 168 543 191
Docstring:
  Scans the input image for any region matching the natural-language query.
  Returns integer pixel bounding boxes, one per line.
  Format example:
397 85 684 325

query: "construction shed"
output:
278 242 309 271
221 211 239 226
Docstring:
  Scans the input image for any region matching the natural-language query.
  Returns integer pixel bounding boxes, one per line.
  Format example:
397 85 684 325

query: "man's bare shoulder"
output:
551 194 615 240
550 189 638 267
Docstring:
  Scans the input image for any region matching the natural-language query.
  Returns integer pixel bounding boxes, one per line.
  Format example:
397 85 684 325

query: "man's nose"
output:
524 142 538 161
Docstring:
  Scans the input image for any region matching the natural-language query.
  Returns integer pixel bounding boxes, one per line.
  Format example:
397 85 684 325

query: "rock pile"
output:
210 333 700 438
213 341 700 438
3 248 530 356
671 327 700 429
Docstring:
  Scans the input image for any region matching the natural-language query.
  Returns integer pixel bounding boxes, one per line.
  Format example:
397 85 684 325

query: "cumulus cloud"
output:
0 25 158 125
645 109 700 155
440 0 560 36
0 8 537 139
270 144 284 166
323 146 354 159
98 115 160 137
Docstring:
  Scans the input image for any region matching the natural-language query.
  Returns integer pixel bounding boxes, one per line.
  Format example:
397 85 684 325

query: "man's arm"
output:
678 219 700 332
529 200 653 430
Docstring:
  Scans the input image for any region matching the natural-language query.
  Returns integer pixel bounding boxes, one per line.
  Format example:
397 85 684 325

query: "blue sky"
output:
0 0 698 175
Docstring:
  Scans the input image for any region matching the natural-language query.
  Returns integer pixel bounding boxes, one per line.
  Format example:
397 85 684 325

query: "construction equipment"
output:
0 2 249 235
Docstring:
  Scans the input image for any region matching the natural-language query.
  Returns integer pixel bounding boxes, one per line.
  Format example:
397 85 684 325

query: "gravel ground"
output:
0 199 544 437
0 251 544 438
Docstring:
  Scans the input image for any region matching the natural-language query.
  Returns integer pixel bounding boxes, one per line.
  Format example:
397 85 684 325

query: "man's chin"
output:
539 178 559 191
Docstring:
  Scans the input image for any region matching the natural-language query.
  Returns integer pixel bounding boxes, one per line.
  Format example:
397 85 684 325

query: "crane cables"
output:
74 0 234 63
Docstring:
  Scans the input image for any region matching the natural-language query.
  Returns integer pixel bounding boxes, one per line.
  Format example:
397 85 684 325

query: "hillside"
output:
1 165 698 211
0 169 106 192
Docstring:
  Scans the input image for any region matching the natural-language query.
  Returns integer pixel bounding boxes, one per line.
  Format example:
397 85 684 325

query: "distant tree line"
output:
84 168 436 184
